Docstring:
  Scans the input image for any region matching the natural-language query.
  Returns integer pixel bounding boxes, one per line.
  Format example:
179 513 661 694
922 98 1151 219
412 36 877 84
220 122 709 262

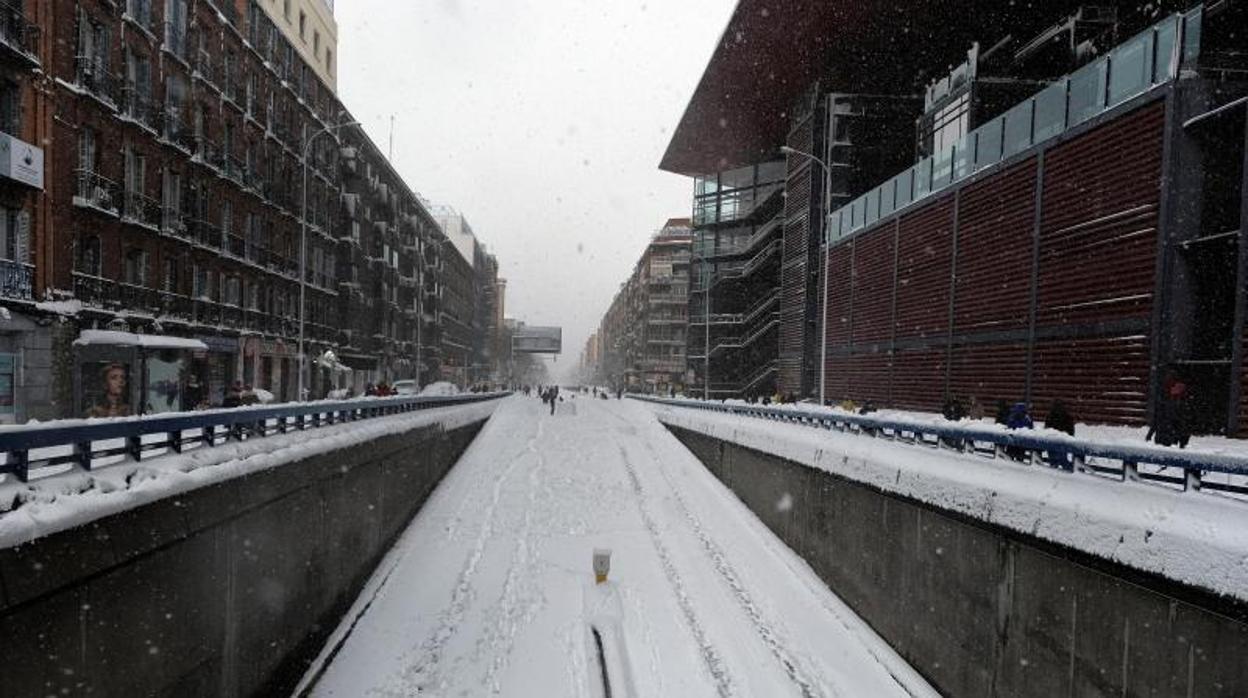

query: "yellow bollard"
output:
593 548 611 584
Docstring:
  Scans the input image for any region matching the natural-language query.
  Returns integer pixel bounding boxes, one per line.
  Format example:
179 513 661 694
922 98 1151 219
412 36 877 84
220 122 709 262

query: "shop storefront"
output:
73 330 209 417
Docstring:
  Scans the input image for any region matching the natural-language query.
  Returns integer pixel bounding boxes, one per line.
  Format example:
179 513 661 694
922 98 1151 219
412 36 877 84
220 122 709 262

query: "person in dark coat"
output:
1147 372 1192 448
940 396 966 449
1004 402 1033 461
994 399 1011 426
1044 400 1076 470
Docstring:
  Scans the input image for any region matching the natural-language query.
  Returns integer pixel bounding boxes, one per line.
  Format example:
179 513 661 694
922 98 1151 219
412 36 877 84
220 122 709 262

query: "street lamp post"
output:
780 144 831 406
299 119 359 402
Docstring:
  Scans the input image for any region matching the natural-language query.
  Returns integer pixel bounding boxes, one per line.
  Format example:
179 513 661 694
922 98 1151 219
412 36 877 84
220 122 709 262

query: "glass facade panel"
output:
975 117 1004 170
1182 7 1201 64
1108 31 1152 106
865 188 879 226
913 158 932 199
1154 18 1178 82
1034 80 1067 142
1067 58 1107 126
952 134 973 181
879 178 895 217
1003 99 1034 158
931 143 953 189
851 197 863 231
827 210 842 242
895 169 913 208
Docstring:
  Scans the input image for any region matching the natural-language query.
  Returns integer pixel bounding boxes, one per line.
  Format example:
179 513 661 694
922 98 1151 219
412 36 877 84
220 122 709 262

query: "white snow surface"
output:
420 381 460 397
654 404 1248 603
298 396 934 698
0 401 499 550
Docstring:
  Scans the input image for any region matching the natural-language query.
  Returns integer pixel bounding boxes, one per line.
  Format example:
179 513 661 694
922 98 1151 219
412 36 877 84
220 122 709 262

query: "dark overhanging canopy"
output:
660 0 1183 177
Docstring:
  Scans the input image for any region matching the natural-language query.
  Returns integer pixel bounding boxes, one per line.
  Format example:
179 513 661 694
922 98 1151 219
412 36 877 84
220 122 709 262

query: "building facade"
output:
0 0 499 420
591 218 693 394
664 1 1248 433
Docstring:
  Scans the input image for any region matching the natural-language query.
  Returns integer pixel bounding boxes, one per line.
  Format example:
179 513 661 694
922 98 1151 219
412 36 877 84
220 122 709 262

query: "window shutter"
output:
14 210 29 264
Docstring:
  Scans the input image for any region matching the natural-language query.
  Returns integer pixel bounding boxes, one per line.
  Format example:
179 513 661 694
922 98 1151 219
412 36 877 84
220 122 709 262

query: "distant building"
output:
592 218 693 393
256 0 338 93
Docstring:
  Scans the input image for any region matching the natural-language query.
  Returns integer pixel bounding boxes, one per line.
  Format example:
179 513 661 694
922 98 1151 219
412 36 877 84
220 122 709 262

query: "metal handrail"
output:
631 395 1248 497
0 392 509 482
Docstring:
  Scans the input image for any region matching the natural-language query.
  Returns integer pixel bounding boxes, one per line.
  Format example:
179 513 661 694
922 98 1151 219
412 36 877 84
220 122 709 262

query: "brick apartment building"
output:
0 0 499 421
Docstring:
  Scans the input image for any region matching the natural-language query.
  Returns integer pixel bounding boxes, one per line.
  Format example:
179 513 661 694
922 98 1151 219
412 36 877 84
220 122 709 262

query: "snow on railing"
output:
630 395 1248 497
0 392 509 483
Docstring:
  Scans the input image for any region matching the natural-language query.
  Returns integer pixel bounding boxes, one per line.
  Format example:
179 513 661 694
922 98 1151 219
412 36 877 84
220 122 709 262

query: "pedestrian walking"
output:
1044 400 1076 470
1147 370 1192 448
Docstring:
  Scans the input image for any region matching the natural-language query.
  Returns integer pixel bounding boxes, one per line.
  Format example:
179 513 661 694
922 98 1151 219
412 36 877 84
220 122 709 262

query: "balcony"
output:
162 208 190 240
193 49 217 87
120 86 158 130
186 218 222 248
159 106 193 152
0 4 39 67
0 258 33 300
122 189 161 229
74 170 120 214
74 57 118 107
193 135 221 170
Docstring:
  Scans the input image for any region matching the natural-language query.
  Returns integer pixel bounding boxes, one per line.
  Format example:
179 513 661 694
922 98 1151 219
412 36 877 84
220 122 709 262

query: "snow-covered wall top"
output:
0 401 499 549
653 406 1248 604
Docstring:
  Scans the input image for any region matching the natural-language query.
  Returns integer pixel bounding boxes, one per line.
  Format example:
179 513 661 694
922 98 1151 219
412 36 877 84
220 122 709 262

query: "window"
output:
125 249 149 286
0 80 20 134
283 0 291 21
299 11 306 41
314 31 320 56
124 147 146 195
0 207 27 262
164 0 188 58
163 257 178 292
162 169 182 231
326 48 333 74
78 236 101 276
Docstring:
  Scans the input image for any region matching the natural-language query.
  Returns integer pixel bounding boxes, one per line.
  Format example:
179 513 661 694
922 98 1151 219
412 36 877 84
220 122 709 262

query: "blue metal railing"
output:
630 395 1248 497
0 392 508 483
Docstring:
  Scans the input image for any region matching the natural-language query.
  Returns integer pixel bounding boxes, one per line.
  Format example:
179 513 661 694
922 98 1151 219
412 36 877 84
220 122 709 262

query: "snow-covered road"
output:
296 395 934 698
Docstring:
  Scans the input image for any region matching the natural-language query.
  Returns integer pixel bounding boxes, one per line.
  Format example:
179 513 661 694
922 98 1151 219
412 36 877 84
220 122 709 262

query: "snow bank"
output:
0 400 500 550
653 405 1248 603
419 381 459 397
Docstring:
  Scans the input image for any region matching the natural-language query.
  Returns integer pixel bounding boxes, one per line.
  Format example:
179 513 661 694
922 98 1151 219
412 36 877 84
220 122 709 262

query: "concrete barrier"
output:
0 418 486 697
666 425 1248 697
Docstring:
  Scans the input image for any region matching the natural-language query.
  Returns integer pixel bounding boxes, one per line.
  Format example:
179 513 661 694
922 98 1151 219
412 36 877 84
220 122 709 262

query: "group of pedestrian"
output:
539 385 560 415
364 382 397 396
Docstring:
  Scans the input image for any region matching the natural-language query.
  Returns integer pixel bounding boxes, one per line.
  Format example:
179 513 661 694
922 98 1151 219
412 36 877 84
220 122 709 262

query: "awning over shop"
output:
74 330 209 352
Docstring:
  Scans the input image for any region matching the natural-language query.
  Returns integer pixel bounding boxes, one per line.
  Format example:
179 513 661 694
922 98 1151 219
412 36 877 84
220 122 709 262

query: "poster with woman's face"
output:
83 361 132 418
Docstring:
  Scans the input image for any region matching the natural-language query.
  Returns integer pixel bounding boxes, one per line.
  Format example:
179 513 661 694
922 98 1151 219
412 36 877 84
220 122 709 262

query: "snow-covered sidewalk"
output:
297 395 933 698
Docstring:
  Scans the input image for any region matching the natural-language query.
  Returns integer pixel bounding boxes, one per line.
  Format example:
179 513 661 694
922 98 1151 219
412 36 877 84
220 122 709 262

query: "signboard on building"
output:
0 133 43 190
512 326 562 354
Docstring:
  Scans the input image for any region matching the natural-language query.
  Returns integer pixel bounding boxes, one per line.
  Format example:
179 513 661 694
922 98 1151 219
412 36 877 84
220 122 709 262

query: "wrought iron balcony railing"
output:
74 169 120 213
0 258 32 300
0 3 39 65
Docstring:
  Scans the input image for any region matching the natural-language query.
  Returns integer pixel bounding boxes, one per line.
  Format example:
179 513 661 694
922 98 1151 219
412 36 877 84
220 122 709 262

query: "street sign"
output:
512 326 562 354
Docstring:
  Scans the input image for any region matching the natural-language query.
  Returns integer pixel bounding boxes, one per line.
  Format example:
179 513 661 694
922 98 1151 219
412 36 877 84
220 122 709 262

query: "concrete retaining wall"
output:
668 425 1248 697
0 418 486 697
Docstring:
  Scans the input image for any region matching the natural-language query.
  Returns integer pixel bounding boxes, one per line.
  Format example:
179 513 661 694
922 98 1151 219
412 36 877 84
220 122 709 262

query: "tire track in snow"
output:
473 420 551 693
632 403 934 697
391 415 547 695
609 436 736 698
610 404 831 698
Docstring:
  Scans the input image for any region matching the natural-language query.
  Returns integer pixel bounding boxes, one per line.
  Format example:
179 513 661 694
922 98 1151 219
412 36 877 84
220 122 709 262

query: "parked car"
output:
392 380 418 395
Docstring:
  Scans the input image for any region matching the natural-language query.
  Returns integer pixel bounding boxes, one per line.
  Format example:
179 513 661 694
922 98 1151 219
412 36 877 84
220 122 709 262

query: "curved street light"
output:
298 119 360 401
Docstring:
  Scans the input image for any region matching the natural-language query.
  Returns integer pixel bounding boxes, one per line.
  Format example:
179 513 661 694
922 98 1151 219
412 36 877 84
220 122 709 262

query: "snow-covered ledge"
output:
0 400 499 550
653 405 1248 604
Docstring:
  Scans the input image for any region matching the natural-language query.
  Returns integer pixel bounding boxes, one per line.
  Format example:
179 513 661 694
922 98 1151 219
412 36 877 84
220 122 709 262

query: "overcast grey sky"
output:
336 0 735 380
